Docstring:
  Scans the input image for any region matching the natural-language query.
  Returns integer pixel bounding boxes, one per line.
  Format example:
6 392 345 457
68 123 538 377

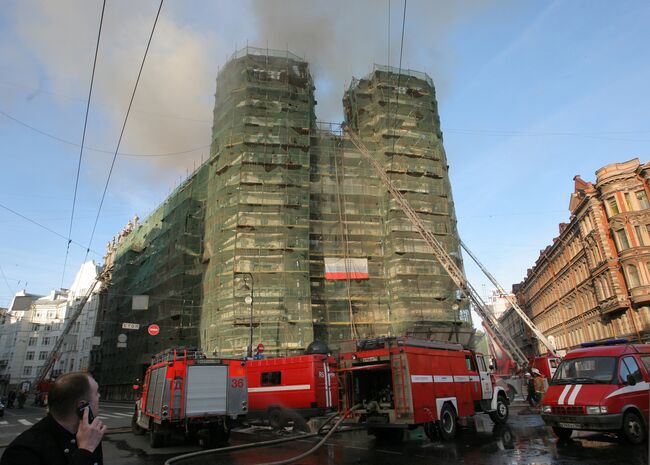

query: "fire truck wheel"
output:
423 422 438 441
131 410 145 436
268 409 287 430
489 395 509 425
621 410 646 445
438 404 457 441
149 421 167 448
552 426 573 441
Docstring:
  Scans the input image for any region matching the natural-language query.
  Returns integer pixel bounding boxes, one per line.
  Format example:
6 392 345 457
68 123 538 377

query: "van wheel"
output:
438 404 457 441
552 426 573 441
622 411 646 445
149 422 165 448
489 395 509 425
131 410 145 435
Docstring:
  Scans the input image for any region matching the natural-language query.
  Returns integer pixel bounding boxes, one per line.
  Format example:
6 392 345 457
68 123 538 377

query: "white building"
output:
486 290 515 320
0 261 101 393
57 261 101 375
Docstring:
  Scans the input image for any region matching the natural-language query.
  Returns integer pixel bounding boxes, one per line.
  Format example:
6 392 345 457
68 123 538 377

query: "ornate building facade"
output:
517 159 650 355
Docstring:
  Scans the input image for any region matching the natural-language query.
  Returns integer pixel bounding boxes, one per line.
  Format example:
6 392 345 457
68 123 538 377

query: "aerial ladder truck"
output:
344 127 559 399
33 270 106 398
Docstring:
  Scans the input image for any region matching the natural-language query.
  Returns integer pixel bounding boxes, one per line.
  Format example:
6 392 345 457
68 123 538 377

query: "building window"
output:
23 366 32 376
608 197 620 216
38 351 48 360
42 337 50 346
28 337 37 346
636 190 649 209
616 229 630 250
625 192 633 210
31 323 39 331
635 225 644 246
25 351 34 360
627 265 640 287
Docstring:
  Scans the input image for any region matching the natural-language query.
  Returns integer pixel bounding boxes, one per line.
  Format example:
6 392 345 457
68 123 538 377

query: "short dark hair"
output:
48 372 92 419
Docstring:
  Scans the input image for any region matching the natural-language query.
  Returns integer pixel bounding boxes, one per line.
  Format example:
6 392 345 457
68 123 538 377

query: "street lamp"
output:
241 274 254 358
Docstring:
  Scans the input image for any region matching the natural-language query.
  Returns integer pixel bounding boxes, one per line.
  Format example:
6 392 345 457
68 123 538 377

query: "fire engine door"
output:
476 356 493 400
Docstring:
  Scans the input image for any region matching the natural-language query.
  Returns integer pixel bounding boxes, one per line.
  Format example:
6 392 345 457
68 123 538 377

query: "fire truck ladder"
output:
345 127 529 369
33 271 105 388
459 240 557 356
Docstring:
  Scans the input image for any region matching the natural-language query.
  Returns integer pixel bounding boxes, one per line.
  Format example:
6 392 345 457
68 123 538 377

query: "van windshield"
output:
552 356 616 384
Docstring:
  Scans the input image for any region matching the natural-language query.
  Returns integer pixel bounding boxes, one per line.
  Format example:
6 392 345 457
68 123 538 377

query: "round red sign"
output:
148 324 160 336
256 343 265 354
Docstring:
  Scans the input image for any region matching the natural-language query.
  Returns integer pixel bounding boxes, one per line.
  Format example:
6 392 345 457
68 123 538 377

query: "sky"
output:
0 0 649 324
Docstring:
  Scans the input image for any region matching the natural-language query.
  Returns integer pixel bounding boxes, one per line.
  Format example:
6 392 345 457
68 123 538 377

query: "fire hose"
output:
164 405 361 465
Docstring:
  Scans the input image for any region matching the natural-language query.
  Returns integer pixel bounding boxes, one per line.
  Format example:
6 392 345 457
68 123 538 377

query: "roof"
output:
564 344 650 359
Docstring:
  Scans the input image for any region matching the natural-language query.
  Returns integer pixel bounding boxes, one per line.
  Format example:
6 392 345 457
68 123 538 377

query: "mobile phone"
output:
77 401 94 424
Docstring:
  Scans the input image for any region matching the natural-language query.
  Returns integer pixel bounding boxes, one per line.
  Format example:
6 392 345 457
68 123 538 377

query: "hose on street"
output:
164 405 360 465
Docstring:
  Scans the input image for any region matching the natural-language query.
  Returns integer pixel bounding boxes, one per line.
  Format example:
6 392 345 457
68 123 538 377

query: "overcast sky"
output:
1 0 649 324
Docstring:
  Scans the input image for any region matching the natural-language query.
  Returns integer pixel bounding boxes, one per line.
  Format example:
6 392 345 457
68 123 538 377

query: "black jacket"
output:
0 414 103 465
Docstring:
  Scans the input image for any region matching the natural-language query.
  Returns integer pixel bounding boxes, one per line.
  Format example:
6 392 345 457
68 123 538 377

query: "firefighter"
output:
524 372 537 407
532 368 546 404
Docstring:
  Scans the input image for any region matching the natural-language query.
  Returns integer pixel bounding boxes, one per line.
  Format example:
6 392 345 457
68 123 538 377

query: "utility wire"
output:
84 0 164 262
61 0 106 289
0 109 210 157
0 202 101 255
0 265 15 298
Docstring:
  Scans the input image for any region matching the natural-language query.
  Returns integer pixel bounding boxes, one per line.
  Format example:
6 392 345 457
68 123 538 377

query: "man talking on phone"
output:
0 372 106 465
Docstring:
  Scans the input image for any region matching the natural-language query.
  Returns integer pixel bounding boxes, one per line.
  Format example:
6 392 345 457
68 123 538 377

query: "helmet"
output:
524 372 531 378
531 368 541 375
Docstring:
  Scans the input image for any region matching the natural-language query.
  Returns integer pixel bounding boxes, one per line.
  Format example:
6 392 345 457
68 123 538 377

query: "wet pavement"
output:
97 403 649 465
0 402 640 464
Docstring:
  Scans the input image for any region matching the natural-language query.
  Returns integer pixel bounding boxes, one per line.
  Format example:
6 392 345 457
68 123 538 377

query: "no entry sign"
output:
148 324 160 336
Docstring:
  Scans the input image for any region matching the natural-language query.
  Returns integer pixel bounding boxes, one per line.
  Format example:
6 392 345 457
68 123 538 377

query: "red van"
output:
541 341 650 444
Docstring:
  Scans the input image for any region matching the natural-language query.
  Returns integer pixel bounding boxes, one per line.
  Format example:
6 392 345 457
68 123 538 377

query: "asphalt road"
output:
1 402 648 465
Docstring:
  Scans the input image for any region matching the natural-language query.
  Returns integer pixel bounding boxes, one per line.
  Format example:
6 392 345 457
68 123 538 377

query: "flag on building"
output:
324 258 369 280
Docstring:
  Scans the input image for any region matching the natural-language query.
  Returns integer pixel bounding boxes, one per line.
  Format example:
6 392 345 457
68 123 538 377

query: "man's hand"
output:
76 408 106 453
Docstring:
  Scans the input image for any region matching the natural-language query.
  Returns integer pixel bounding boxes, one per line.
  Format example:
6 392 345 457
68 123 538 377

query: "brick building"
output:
516 159 650 355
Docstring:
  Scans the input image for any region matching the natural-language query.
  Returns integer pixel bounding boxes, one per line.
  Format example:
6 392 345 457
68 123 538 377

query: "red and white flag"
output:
324 258 369 280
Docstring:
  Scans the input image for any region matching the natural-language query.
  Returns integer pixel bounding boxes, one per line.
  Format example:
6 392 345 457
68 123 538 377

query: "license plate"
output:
558 422 581 429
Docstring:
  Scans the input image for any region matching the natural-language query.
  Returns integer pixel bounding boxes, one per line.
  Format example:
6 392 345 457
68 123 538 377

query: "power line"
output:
0 109 210 157
0 201 101 256
61 0 107 289
0 265 15 298
84 0 165 262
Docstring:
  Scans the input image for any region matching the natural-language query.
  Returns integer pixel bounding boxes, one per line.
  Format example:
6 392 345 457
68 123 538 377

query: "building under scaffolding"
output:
94 47 471 397
92 164 208 399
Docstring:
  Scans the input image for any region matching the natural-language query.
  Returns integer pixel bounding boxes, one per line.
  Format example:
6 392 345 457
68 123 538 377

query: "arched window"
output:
627 265 641 288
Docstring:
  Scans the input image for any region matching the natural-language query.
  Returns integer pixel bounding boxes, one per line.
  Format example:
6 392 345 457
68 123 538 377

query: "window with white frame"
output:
627 265 641 287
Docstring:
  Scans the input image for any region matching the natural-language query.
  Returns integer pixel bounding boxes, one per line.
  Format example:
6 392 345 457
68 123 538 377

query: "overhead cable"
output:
84 0 165 262
61 0 107 288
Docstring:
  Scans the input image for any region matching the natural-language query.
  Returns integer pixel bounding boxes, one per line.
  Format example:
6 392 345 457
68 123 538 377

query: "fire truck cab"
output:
132 348 248 448
541 341 650 444
247 354 338 430
339 337 509 441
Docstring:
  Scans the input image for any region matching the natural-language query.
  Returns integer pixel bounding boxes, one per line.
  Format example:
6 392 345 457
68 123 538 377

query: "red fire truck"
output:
541 341 650 444
339 337 509 441
131 348 248 448
246 354 338 430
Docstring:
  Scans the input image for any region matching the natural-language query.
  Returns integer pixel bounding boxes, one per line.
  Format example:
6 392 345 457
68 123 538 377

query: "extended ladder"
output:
345 127 529 369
